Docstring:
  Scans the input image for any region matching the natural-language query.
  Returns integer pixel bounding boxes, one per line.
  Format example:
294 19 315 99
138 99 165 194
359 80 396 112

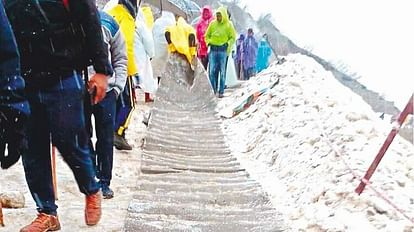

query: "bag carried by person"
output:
4 0 89 73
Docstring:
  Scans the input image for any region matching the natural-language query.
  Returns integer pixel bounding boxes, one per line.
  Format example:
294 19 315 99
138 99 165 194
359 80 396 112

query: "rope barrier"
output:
320 130 414 224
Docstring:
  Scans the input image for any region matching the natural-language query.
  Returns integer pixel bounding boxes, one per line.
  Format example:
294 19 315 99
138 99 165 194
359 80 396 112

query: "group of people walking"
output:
0 0 274 231
195 6 273 97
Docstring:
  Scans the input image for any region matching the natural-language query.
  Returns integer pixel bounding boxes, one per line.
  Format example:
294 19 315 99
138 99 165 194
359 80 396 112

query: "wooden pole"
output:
51 145 58 200
0 200 4 226
355 94 413 194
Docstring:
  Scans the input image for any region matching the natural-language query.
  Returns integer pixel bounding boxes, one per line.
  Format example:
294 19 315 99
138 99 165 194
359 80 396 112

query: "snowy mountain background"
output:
238 0 413 111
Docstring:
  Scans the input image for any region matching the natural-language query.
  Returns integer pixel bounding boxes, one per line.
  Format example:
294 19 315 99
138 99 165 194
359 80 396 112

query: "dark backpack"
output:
4 0 88 73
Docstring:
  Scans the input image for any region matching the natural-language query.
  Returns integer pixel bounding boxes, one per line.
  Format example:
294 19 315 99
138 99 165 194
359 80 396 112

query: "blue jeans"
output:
22 73 99 215
208 50 227 95
85 89 117 187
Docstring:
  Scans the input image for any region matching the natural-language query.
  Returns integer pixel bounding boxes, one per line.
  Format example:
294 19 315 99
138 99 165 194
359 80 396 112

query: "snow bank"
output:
219 54 414 231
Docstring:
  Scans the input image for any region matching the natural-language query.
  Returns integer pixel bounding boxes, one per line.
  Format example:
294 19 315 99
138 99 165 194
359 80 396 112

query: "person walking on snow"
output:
84 11 128 199
235 34 245 80
242 28 258 80
0 0 30 172
152 11 176 83
196 5 213 70
256 35 272 73
205 6 236 98
4 0 113 229
0 2 30 225
105 0 138 151
135 7 156 102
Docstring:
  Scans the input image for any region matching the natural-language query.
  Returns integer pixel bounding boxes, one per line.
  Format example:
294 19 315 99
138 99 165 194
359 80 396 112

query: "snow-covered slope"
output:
219 54 414 231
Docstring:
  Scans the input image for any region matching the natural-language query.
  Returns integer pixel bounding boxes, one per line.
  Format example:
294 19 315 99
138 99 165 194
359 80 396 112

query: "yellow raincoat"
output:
107 5 138 76
141 6 154 30
165 17 197 64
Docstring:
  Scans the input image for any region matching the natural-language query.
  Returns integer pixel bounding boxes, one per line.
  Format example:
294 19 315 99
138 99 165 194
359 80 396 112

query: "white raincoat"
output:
134 10 157 93
151 11 175 79
225 44 239 88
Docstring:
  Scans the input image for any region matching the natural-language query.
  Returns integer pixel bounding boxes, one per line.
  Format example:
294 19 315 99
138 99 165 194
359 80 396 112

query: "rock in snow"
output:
218 54 414 231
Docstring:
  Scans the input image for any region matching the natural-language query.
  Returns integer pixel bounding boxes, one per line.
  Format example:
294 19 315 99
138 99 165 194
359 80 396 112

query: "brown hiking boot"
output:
85 191 101 226
20 213 61 232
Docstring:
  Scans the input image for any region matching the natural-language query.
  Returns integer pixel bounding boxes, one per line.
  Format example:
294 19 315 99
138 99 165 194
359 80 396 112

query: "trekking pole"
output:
0 200 4 226
51 145 58 200
355 94 413 194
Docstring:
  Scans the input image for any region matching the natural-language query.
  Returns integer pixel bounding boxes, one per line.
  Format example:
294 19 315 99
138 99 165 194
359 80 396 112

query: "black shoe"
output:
101 185 114 199
142 112 151 127
114 134 132 150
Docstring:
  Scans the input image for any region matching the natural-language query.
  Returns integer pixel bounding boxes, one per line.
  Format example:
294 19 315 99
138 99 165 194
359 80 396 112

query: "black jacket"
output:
5 0 113 77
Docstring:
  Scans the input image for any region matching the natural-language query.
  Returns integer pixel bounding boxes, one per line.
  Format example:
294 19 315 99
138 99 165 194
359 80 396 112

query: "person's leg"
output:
22 90 57 215
114 77 134 150
94 90 116 198
243 67 250 80
250 67 256 77
115 76 134 137
218 51 227 96
144 92 153 102
84 91 97 176
49 74 101 226
200 56 208 70
48 74 99 196
208 50 219 94
235 60 240 80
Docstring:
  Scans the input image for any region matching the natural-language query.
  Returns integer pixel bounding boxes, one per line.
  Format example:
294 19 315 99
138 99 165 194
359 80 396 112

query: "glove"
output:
0 107 28 169
88 73 108 105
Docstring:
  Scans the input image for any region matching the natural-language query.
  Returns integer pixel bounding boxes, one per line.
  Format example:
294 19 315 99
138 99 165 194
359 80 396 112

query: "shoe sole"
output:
103 195 114 199
115 146 132 151
49 225 61 231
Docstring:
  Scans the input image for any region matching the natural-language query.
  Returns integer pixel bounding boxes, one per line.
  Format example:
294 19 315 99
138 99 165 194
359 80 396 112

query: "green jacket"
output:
205 6 236 55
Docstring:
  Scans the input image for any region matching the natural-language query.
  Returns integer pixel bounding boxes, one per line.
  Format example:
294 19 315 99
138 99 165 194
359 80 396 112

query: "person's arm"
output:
0 1 29 115
139 23 155 59
69 0 112 104
70 0 112 76
204 23 212 46
0 1 29 169
109 27 128 96
196 24 203 45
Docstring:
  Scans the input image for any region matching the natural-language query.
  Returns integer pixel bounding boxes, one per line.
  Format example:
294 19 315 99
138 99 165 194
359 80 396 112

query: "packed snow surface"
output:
219 54 414 231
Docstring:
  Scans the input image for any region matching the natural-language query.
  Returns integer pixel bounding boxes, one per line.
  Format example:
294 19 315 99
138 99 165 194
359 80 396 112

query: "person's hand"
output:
88 73 108 105
0 107 28 169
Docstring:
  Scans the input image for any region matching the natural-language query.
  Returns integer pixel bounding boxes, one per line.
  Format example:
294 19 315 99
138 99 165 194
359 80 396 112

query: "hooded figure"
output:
225 43 239 88
235 34 245 79
152 11 176 80
256 38 272 73
242 28 258 80
166 17 197 65
205 6 236 97
196 5 213 69
135 8 156 98
105 0 138 76
105 0 138 150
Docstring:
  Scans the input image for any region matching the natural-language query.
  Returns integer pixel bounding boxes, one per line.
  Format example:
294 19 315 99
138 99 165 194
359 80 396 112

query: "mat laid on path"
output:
124 54 284 232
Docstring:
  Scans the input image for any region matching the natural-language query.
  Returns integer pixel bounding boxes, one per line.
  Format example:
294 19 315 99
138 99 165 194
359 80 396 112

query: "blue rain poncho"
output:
256 38 272 73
